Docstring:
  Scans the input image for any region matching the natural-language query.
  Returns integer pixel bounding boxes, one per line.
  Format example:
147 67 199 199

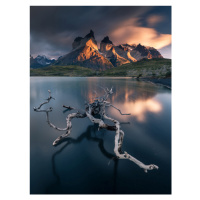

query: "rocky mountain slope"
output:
55 30 113 70
31 30 164 70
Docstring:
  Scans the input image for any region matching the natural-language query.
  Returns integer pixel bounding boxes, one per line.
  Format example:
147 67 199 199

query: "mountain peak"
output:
72 30 97 50
135 44 153 58
100 36 113 52
84 30 95 39
101 36 113 44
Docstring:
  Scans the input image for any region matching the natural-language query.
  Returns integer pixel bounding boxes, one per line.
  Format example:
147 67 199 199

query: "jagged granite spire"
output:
100 36 113 52
101 36 113 44
135 43 152 58
84 30 95 39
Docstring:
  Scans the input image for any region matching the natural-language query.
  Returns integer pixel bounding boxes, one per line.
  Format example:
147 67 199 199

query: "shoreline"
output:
140 77 171 89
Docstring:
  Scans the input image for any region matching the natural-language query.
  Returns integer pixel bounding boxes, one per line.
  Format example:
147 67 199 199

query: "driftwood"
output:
33 87 158 172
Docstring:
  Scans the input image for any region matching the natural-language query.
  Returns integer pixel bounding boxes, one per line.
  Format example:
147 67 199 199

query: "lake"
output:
30 77 171 194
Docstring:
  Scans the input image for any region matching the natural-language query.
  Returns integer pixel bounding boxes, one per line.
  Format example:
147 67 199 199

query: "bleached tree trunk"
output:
33 88 158 172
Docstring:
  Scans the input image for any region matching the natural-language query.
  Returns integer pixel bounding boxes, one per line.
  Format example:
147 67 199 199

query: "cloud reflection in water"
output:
110 87 162 122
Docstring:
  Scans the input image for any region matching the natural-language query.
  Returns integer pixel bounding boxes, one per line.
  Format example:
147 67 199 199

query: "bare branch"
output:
52 112 86 146
109 104 131 115
86 112 116 131
33 88 158 173
33 90 55 111
62 105 76 110
103 114 158 172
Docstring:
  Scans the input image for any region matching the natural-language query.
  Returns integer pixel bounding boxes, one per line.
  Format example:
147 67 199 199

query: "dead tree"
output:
33 88 158 173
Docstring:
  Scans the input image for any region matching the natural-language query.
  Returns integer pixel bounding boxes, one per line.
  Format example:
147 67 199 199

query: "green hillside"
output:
30 65 96 76
30 58 171 78
99 58 171 78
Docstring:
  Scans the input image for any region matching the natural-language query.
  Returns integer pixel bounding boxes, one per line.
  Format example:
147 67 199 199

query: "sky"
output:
30 6 171 59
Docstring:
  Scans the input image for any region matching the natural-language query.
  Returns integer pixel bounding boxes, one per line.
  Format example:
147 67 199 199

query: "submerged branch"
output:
109 104 131 115
52 112 87 146
33 90 55 111
62 105 76 110
103 114 158 172
33 88 158 173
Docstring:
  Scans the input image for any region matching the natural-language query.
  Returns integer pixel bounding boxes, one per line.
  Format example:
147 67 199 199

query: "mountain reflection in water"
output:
85 79 162 122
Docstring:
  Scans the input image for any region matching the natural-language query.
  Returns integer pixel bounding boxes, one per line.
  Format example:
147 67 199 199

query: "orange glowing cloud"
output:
110 24 171 49
147 15 165 26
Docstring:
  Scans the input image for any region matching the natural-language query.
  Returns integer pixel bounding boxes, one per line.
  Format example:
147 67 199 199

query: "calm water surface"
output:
30 77 171 194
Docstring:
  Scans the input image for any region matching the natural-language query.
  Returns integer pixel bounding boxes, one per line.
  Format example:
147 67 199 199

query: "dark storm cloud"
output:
30 6 171 59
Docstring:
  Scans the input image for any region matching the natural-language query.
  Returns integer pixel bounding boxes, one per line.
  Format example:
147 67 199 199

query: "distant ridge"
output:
30 55 55 68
